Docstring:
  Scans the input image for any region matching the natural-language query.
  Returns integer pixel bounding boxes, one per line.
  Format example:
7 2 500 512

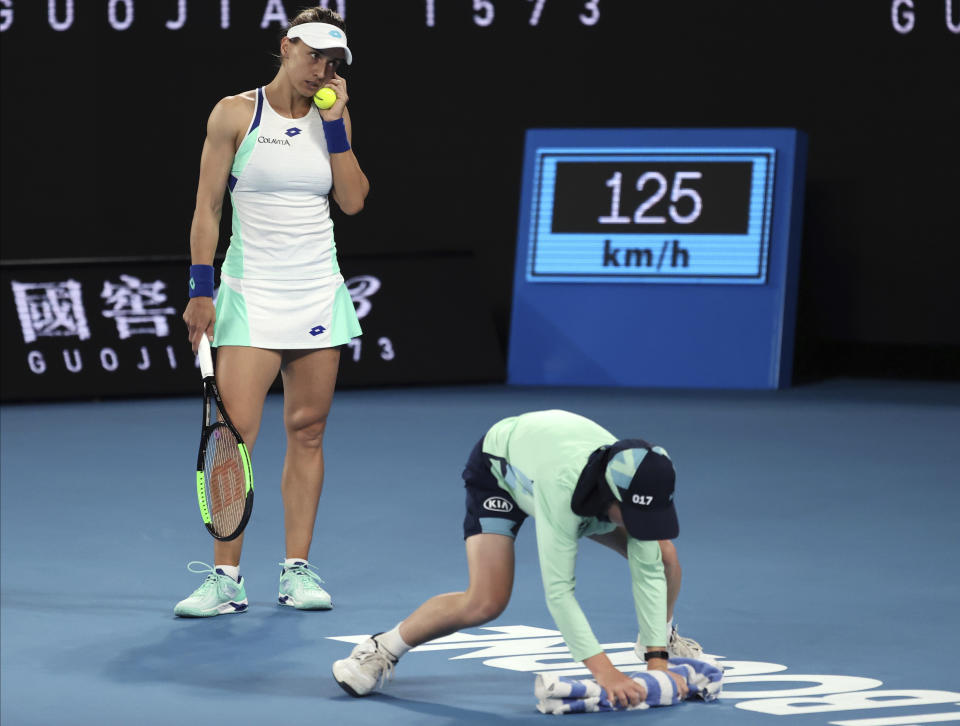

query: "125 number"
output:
599 171 703 225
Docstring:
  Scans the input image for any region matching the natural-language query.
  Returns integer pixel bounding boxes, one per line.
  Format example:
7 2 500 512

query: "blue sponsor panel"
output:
508 128 807 389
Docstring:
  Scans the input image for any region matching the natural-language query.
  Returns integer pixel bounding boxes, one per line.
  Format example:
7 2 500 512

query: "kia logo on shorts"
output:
483 496 514 513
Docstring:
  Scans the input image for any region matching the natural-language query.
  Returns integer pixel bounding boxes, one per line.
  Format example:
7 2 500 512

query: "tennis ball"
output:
313 87 337 110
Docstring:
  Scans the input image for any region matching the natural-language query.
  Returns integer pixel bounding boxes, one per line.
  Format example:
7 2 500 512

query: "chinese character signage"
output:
100 275 179 339
11 280 91 343
1 257 503 401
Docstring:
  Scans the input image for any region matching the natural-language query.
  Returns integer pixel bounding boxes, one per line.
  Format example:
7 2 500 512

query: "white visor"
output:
286 23 352 65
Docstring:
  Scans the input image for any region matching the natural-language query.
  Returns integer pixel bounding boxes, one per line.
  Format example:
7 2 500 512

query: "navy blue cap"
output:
604 440 679 541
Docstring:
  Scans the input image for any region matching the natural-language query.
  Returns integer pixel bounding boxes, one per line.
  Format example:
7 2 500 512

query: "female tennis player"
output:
175 6 368 616
333 410 704 708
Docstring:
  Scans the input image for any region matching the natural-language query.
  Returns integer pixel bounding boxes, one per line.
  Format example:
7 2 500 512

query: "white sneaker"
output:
634 624 704 660
668 624 703 659
332 636 398 697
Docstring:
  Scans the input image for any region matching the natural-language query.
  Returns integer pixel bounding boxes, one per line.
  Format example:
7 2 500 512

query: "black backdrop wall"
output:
2 0 958 380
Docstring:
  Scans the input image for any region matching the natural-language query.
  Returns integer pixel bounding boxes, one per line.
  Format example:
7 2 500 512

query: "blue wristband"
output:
322 117 351 154
189 264 214 298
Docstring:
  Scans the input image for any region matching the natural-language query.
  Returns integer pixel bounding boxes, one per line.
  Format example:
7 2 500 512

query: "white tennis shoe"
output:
668 624 703 658
332 636 398 697
634 624 704 660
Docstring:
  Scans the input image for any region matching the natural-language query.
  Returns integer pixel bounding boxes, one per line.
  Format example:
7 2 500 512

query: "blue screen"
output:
527 149 776 284
509 128 807 390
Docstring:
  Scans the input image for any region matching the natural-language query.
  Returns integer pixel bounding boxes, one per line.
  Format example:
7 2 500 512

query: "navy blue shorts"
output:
462 438 528 540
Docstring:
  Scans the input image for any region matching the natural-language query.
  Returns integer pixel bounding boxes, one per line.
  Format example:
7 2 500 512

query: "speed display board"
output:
528 150 775 283
509 128 807 390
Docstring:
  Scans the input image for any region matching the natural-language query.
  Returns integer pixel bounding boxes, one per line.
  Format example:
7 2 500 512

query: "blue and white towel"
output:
535 658 723 715
537 697 649 715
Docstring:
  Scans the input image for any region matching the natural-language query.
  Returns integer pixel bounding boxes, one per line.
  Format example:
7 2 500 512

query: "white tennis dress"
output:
214 86 361 349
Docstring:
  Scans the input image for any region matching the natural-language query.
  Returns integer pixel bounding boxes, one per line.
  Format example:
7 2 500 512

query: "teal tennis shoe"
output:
174 561 248 617
278 560 332 610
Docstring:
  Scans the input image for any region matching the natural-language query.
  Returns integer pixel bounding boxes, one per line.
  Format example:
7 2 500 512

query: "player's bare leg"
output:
333 533 515 696
658 539 681 622
275 347 340 609
588 529 683 618
278 347 339 557
589 529 703 658
210 345 282 566
173 345 280 617
656 538 701 656
399 532 515 645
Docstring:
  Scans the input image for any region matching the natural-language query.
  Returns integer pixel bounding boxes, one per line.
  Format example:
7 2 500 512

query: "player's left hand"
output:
665 669 689 699
319 74 348 120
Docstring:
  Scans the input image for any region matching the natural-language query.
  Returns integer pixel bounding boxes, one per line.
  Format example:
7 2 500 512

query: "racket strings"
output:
204 424 246 536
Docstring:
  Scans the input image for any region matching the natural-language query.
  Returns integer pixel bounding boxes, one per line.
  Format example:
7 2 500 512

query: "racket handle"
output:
197 335 215 379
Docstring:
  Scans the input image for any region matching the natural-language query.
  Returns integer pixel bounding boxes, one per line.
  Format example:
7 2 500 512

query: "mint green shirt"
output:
482 410 668 663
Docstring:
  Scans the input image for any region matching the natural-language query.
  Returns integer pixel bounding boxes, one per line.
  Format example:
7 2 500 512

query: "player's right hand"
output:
182 297 216 353
595 668 646 709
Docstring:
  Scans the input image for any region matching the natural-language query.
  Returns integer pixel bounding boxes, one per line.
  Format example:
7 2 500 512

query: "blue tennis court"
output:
2 381 959 725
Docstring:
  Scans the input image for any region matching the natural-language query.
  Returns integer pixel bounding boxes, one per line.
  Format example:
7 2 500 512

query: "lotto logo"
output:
483 497 514 513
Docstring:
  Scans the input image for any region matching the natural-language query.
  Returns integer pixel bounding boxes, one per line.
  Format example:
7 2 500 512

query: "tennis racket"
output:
195 336 253 541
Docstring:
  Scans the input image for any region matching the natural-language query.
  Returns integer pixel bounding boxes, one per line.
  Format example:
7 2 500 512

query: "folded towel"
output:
535 657 723 715
536 676 604 700
537 696 649 715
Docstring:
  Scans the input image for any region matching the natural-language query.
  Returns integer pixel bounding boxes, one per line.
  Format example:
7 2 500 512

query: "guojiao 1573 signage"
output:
1 255 502 401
